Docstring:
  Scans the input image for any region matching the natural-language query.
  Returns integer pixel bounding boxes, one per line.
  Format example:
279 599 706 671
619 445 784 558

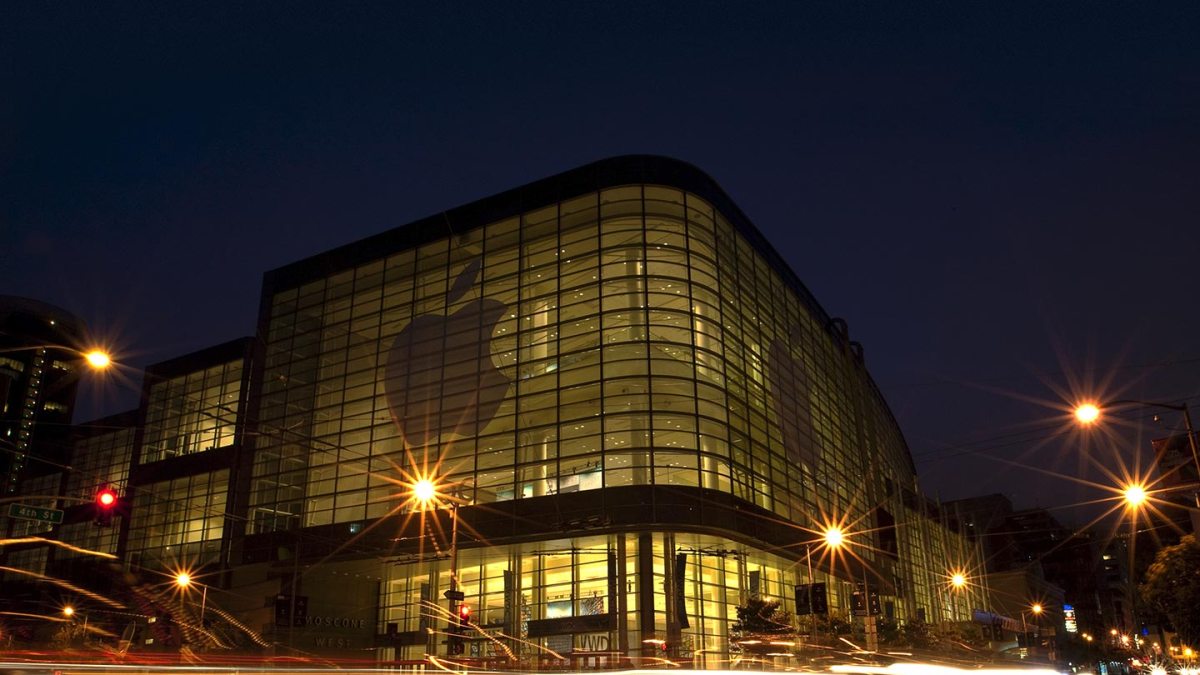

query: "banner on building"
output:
675 553 690 629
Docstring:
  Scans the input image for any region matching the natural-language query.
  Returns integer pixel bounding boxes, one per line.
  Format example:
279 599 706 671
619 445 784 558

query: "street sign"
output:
7 503 63 524
444 589 465 601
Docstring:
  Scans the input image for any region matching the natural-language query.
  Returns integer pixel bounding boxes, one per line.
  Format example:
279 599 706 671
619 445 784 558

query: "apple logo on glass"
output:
384 259 511 447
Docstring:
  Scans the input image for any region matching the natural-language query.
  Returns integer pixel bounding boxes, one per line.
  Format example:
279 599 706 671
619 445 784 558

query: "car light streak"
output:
0 536 119 559
0 566 124 608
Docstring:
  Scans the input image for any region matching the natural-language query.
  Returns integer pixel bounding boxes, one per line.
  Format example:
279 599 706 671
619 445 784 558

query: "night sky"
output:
4 2 1199 524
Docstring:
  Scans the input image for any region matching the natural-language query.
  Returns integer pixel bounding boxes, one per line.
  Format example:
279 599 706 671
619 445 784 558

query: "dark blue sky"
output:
4 2 1199 520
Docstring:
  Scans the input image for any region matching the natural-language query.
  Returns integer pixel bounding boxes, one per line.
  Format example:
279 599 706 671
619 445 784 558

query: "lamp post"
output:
175 572 208 629
411 477 464 655
1030 603 1044 656
1076 399 1200 533
1120 481 1147 641
803 528 844 621
949 571 967 623
0 346 111 368
62 605 88 641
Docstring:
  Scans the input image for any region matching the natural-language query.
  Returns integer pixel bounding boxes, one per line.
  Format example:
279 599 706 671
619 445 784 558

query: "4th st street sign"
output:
6 502 64 524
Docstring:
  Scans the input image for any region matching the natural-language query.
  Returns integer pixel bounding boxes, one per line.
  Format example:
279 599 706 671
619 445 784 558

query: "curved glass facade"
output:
250 186 911 530
245 167 981 661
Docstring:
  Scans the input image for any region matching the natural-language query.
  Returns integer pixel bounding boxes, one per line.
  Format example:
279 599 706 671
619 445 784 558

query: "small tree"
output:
732 597 793 636
731 596 795 663
1140 534 1200 647
900 618 936 650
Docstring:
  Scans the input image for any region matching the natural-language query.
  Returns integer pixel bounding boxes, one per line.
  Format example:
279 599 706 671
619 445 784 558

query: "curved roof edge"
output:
264 155 833 324
261 154 916 476
0 295 88 337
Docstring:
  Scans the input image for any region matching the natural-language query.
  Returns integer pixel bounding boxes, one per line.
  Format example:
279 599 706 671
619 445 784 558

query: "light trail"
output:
0 536 119 559
0 566 125 608
0 610 71 623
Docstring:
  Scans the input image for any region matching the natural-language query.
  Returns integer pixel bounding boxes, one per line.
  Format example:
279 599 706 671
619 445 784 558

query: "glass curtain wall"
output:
378 531 865 666
140 360 243 464
249 187 909 531
64 426 133 501
125 470 228 569
247 184 964 628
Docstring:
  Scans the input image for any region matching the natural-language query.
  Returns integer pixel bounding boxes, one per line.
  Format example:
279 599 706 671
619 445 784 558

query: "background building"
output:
0 296 90 498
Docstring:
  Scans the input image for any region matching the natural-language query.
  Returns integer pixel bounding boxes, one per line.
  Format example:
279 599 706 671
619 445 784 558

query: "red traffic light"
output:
458 604 470 620
97 488 117 507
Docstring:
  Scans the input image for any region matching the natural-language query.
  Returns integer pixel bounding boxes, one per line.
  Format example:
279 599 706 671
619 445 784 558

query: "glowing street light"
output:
950 572 967 589
1074 403 1101 424
1031 603 1043 615
1073 398 1199 532
0 345 111 370
823 526 845 549
83 350 111 369
412 478 437 505
61 605 89 635
174 571 207 625
1122 483 1148 509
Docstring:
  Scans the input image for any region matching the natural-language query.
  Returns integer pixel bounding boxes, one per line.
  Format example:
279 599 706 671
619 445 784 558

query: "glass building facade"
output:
240 157 983 662
249 184 904 530
140 358 243 464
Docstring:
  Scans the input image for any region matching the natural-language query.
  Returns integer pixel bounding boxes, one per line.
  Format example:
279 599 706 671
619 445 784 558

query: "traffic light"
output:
94 485 118 526
447 604 470 655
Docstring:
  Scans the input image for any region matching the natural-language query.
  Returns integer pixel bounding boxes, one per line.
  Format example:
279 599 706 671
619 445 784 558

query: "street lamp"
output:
1123 482 1148 509
945 570 970 623
1074 403 1101 424
0 345 112 370
1116 479 1149 638
1075 399 1200 531
174 572 208 627
802 525 846 600
83 350 111 369
413 478 437 504
823 526 845 549
409 477 464 655
1020 603 1045 656
62 605 88 637
802 527 846 607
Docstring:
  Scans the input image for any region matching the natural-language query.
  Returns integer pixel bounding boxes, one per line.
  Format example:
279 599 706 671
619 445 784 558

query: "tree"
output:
1140 534 1200 647
731 597 795 661
732 597 793 636
899 618 936 650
